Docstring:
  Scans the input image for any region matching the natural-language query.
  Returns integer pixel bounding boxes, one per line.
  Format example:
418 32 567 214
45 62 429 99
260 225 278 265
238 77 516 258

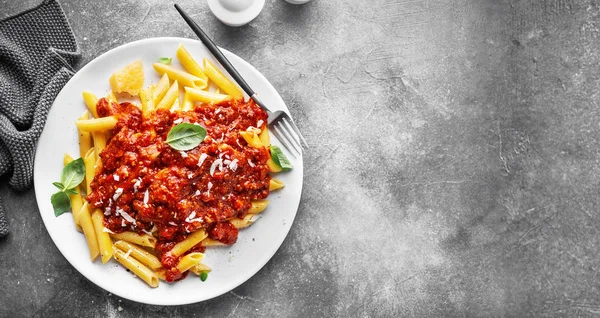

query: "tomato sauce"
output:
86 98 270 281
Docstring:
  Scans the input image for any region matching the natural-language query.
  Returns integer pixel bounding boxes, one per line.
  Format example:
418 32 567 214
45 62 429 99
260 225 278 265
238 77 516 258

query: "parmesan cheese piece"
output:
210 159 223 176
198 153 208 167
113 188 124 201
247 159 255 167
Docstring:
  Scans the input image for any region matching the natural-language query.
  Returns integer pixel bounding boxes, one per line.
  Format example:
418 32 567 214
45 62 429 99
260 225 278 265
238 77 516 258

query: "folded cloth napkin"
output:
0 0 80 237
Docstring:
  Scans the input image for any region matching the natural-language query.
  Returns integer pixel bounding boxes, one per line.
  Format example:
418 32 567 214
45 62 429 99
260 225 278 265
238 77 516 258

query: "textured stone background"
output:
2 0 600 316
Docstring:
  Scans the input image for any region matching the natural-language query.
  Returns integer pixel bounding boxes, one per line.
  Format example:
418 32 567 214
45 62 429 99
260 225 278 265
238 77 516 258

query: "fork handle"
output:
174 4 256 98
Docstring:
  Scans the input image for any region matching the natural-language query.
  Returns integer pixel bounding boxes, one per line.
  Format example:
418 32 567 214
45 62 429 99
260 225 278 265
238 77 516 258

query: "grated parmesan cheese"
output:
173 118 183 124
103 227 115 234
230 159 239 171
141 229 153 236
113 174 120 181
123 249 132 259
198 153 208 167
247 159 255 167
185 212 196 223
133 178 142 193
116 208 136 224
257 120 264 128
180 151 188 158
113 188 124 201
210 159 223 176
143 190 149 206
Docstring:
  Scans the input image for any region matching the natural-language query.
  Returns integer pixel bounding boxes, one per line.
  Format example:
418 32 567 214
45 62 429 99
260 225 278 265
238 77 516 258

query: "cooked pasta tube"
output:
92 131 107 162
249 200 269 214
156 80 178 110
113 240 161 270
106 90 117 104
266 157 282 173
82 91 99 118
83 148 95 194
170 98 180 112
153 74 170 105
201 238 225 247
77 111 93 159
76 116 117 132
184 86 229 104
140 85 155 117
79 202 100 261
176 252 204 273
230 214 256 229
190 262 212 276
113 249 159 288
110 231 157 248
153 63 207 89
181 91 193 111
170 229 207 257
176 44 208 80
203 58 243 100
259 127 270 146
91 209 113 264
239 131 264 148
269 178 285 191
63 154 83 232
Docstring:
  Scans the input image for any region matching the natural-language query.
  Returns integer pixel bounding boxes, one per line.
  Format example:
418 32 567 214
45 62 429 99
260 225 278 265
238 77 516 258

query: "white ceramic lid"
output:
207 0 265 27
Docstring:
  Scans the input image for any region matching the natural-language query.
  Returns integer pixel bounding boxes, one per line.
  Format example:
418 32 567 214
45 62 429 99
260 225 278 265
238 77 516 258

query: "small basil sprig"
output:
51 158 85 216
158 57 172 65
200 271 208 282
270 145 293 171
166 123 207 151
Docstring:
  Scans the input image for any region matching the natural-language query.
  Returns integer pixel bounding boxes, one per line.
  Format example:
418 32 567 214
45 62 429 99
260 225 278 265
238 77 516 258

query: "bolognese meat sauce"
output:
86 97 270 281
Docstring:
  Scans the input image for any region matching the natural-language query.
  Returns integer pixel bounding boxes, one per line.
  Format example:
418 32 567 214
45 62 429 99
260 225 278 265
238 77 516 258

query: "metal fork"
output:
174 4 308 156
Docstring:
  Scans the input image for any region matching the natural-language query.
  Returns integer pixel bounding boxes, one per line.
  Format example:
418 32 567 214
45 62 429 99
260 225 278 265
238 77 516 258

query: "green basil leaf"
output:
158 57 172 65
51 192 71 217
166 123 206 151
52 182 65 191
64 188 78 195
61 158 85 190
270 145 293 171
200 271 208 282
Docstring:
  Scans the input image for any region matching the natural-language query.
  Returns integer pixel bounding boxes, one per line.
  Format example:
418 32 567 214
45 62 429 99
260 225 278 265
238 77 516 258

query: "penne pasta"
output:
110 231 157 248
203 58 244 100
259 127 270 147
230 215 256 229
92 131 107 162
176 252 204 273
184 86 229 104
106 90 117 104
79 202 100 261
170 97 180 112
156 80 179 110
152 63 207 89
170 229 207 257
249 200 269 214
82 91 99 118
91 209 113 264
113 240 162 270
140 85 155 117
113 249 159 288
76 116 117 132
83 148 96 194
190 262 212 276
266 157 282 173
153 74 170 106
239 131 264 148
176 44 208 80
269 178 285 191
77 111 93 159
181 91 193 111
63 154 83 232
201 238 226 247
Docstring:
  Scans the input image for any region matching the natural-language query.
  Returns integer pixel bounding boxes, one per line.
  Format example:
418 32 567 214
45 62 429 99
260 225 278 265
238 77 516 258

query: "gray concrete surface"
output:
2 0 600 316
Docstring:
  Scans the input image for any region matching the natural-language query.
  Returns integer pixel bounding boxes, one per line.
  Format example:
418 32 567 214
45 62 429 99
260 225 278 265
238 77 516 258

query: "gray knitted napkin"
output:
0 0 80 237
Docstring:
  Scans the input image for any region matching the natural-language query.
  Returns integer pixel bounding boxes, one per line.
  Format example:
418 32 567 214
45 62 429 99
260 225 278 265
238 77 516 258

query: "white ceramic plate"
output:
33 37 303 305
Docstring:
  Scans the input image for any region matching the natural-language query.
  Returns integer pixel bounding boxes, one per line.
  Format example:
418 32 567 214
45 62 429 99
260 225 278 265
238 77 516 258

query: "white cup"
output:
283 0 313 4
